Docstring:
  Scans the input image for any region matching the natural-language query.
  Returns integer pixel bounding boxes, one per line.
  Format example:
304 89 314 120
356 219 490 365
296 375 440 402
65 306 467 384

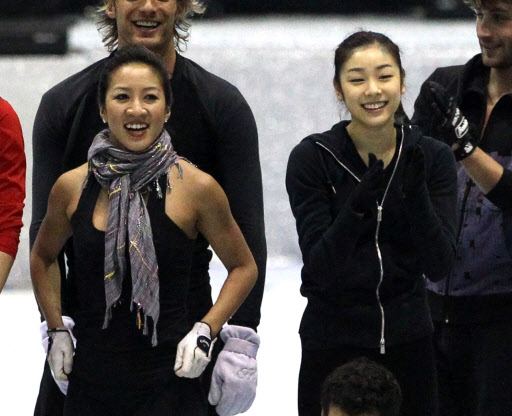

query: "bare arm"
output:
30 174 75 329
194 175 258 338
0 252 14 293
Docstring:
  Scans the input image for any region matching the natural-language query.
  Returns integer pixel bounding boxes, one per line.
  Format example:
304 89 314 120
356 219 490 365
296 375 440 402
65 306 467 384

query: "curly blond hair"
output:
96 0 205 52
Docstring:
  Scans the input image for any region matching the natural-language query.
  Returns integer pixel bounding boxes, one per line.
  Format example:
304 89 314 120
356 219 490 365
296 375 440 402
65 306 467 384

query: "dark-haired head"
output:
333 31 405 93
98 45 172 111
321 358 402 416
464 0 512 10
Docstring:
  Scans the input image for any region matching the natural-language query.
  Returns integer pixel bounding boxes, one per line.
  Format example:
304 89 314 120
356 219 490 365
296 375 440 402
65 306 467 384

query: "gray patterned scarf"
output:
87 128 179 346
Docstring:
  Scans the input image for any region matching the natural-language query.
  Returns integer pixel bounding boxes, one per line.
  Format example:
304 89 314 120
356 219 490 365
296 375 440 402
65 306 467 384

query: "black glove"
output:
346 153 384 216
427 81 478 161
402 144 427 200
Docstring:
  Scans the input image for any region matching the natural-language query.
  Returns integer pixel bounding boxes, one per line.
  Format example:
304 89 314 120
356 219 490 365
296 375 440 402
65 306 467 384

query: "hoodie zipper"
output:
315 125 405 355
374 127 404 354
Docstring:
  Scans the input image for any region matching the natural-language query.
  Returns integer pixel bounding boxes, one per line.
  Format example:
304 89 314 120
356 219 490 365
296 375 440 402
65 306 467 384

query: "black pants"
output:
298 336 438 416
67 342 207 416
34 341 219 416
64 371 205 416
433 320 512 416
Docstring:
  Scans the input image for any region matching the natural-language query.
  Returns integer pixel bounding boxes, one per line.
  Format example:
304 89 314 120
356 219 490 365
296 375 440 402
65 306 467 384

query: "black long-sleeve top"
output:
411 54 512 212
411 54 512 323
31 52 266 329
286 121 457 349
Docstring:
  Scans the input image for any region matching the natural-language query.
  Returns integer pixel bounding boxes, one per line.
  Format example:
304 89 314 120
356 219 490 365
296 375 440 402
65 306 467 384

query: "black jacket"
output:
31 52 267 329
286 121 457 349
412 54 512 323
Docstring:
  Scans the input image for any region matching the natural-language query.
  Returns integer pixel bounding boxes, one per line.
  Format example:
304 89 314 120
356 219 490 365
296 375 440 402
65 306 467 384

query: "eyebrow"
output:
347 64 393 73
111 86 160 91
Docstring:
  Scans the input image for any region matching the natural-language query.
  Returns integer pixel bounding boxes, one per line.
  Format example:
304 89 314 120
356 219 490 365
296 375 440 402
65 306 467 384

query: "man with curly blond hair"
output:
31 1 266 415
96 0 204 54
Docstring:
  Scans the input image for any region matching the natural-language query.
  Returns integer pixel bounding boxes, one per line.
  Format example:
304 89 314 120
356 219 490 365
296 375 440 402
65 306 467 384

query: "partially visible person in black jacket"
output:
411 1 512 414
286 31 458 416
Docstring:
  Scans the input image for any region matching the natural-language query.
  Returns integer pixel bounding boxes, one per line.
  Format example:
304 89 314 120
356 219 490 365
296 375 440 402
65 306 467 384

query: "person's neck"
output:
346 121 397 164
162 47 177 78
488 66 512 105
120 41 177 78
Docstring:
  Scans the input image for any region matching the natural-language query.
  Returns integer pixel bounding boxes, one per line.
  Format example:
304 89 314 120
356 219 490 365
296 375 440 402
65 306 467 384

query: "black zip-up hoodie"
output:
286 121 458 350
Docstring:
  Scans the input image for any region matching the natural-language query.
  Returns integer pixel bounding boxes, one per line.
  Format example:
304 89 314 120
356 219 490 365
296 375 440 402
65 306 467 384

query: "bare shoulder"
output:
50 163 89 211
170 159 223 197
54 164 88 193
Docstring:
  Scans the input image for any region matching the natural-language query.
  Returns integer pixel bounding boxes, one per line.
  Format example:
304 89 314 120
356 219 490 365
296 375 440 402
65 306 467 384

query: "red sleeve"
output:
0 98 26 257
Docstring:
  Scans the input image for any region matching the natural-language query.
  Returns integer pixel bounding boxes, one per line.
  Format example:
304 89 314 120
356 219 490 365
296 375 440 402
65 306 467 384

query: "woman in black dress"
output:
31 45 257 416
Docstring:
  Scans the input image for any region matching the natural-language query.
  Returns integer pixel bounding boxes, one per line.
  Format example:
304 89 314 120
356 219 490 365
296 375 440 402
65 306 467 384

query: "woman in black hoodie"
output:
286 31 458 416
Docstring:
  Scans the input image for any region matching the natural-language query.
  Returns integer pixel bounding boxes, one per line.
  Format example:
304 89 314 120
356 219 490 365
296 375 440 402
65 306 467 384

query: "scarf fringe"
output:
102 306 113 330
143 313 148 335
151 322 158 346
176 161 184 179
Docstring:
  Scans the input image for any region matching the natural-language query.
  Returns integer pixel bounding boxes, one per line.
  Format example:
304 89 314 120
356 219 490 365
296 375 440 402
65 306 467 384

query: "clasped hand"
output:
402 144 427 200
347 153 385 216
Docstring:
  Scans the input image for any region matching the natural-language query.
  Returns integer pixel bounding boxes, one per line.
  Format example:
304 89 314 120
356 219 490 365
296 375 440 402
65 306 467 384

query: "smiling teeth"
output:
363 102 386 110
136 21 158 28
126 124 148 130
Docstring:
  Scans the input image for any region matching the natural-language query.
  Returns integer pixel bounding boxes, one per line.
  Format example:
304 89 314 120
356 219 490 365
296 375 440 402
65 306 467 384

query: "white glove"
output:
208 325 260 416
47 330 74 383
174 322 214 378
40 317 77 395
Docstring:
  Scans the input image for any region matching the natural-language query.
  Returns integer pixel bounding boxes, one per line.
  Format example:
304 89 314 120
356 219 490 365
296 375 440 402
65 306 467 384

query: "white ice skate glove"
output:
47 329 74 388
208 325 260 416
40 317 76 395
174 321 214 378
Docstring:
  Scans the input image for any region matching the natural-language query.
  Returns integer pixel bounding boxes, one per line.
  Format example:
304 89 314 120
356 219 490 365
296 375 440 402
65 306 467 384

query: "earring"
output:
102 118 107 124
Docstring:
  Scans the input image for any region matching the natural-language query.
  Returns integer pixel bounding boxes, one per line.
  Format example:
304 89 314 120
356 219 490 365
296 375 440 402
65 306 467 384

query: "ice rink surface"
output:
0 14 479 415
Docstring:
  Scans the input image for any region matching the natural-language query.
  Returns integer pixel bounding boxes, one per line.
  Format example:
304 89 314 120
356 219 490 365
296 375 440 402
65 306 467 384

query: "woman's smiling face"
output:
100 62 170 152
336 43 405 132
